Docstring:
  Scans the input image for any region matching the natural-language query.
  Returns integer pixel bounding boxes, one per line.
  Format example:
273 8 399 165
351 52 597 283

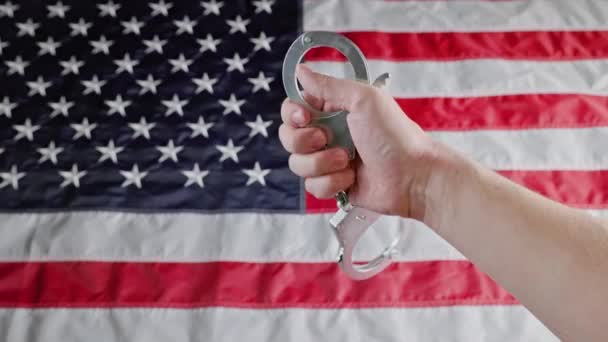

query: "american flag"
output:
0 0 606 340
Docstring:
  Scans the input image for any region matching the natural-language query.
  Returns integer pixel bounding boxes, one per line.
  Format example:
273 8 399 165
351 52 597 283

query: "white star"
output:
242 162 270 186
129 117 155 140
69 18 92 36
245 114 272 138
5 56 29 75
143 35 166 54
37 37 61 56
197 33 221 53
48 96 74 117
98 1 120 17
0 2 18 17
182 163 209 188
216 139 243 163
253 0 274 14
156 139 183 163
162 94 188 116
136 74 161 95
187 116 214 138
120 164 148 189
90 36 113 55
16 19 39 37
149 0 172 16
250 32 275 52
82 75 106 95
47 1 70 18
59 56 84 75
0 165 25 190
0 38 8 54
201 0 223 15
0 96 16 118
59 164 87 188
174 16 196 35
26 76 51 96
105 94 131 116
96 140 124 164
37 141 63 165
192 73 217 94
226 15 250 34
168 54 192 73
114 53 139 74
70 117 97 140
122 17 144 35
248 71 273 92
13 118 40 141
219 93 245 115
223 53 248 73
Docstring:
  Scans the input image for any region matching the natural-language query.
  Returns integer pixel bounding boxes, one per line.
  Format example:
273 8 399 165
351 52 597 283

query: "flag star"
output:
219 93 245 115
197 33 221 53
192 73 217 94
16 19 39 37
250 32 275 52
105 94 131 116
96 140 124 164
156 139 183 163
37 37 61 56
129 117 155 140
216 139 244 163
253 0 274 14
223 53 248 73
120 164 148 189
59 164 87 188
70 117 97 140
90 35 113 55
0 96 16 118
187 116 214 138
26 76 52 96
182 163 209 188
47 1 70 18
226 15 250 34
59 56 84 75
201 0 223 15
149 0 172 16
162 94 188 116
48 96 74 117
0 165 25 190
0 38 8 54
0 1 18 17
69 18 92 36
13 118 40 141
5 56 29 75
82 75 106 95
174 16 196 35
121 17 144 35
37 141 63 165
245 114 272 138
169 54 192 73
136 74 161 95
98 1 120 17
248 71 274 92
143 35 166 54
114 53 139 74
242 162 270 186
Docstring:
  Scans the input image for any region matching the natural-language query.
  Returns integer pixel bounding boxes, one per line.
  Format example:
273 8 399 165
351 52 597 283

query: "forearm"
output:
421 142 608 341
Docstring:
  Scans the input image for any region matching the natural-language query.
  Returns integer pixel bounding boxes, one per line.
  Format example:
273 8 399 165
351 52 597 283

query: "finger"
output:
280 98 312 127
305 168 355 199
288 147 350 177
278 124 327 154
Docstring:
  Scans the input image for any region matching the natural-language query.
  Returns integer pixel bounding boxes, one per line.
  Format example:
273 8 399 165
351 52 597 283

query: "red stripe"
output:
304 31 608 61
0 260 515 308
306 170 608 212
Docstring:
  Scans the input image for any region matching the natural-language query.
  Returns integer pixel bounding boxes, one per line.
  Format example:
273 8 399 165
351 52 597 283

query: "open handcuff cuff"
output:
282 31 406 280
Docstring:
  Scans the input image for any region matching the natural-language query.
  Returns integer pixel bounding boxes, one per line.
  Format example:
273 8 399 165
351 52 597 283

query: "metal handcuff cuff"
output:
282 31 406 280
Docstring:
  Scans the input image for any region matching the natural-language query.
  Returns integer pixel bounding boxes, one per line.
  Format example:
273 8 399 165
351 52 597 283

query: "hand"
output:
279 64 438 218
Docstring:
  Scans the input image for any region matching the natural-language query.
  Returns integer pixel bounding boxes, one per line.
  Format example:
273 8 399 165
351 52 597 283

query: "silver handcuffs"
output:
282 31 406 280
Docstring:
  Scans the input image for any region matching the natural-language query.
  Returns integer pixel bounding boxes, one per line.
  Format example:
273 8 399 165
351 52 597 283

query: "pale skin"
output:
279 64 608 341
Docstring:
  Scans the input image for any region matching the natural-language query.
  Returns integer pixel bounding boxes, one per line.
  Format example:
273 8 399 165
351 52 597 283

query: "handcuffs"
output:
282 31 406 280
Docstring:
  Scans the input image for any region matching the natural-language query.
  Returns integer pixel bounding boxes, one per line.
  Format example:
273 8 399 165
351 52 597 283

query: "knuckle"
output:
278 124 294 152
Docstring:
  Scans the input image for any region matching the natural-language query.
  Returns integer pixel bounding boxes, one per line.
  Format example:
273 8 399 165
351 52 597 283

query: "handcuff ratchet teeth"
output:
282 31 406 280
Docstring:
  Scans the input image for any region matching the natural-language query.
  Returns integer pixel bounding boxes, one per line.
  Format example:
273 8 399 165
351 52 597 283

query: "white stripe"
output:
304 0 608 32
306 59 608 98
0 307 558 342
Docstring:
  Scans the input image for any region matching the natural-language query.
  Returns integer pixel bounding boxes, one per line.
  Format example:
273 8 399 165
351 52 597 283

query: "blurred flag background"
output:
0 0 606 340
